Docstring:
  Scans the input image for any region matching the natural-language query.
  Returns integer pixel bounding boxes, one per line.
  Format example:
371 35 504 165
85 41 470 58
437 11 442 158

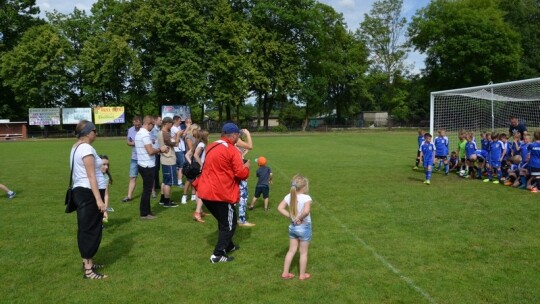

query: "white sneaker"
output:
177 182 184 188
181 196 187 204
191 195 197 201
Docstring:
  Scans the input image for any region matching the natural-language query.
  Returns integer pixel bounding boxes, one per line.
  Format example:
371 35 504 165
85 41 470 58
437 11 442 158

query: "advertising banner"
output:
62 108 93 124
29 108 61 126
94 107 125 124
161 105 191 120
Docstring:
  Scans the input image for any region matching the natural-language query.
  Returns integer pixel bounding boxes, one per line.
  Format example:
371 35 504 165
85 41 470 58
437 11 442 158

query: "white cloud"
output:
36 0 94 16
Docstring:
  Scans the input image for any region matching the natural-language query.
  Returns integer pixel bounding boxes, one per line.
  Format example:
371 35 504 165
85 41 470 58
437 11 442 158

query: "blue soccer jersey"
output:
465 141 477 159
527 142 540 168
474 149 488 161
434 136 449 156
481 138 490 152
490 140 503 162
417 135 424 148
421 142 436 166
501 141 510 160
520 142 530 165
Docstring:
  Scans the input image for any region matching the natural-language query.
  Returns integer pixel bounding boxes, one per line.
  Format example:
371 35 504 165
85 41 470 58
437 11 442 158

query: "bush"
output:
271 125 289 133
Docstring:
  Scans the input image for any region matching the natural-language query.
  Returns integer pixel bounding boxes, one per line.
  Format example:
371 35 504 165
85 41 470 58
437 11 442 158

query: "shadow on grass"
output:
101 230 135 266
407 176 425 182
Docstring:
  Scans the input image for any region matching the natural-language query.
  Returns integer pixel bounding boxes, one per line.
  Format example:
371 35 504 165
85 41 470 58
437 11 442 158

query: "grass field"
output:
0 131 539 304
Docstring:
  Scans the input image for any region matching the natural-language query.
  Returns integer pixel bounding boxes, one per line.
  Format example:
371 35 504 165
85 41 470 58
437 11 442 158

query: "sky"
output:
36 0 431 72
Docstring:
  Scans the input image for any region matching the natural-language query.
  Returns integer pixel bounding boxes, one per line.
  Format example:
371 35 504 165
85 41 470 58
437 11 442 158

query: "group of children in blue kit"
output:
415 128 540 192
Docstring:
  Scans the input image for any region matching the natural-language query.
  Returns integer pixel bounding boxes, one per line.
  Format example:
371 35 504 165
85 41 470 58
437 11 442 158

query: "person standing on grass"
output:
122 116 141 203
249 156 272 211
181 123 201 204
526 131 540 193
509 116 527 140
193 122 250 263
419 133 435 185
70 120 107 279
171 115 186 188
413 128 425 170
135 116 169 220
189 130 209 222
277 174 312 281
99 155 113 223
150 115 162 199
157 117 178 208
0 182 15 199
235 129 254 227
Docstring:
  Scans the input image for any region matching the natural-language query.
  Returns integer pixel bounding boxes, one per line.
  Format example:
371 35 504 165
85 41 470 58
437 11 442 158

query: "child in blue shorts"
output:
249 156 272 211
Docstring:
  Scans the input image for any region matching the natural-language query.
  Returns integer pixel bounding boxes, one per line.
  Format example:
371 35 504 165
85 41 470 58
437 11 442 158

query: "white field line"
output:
271 164 436 304
318 203 437 304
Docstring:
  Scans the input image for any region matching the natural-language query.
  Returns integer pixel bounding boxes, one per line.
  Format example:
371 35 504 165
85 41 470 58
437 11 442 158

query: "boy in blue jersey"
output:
526 131 540 192
517 134 531 188
499 134 510 179
419 133 436 185
464 133 478 178
448 151 459 172
480 132 491 178
434 129 450 174
484 132 505 184
469 149 488 179
414 128 425 170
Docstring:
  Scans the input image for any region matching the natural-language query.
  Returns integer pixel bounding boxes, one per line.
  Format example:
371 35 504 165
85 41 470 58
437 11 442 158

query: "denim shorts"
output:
161 164 178 186
129 159 138 177
288 222 312 241
175 152 185 169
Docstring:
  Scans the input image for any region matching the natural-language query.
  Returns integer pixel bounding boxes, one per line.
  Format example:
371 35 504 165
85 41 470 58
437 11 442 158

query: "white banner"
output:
62 108 93 124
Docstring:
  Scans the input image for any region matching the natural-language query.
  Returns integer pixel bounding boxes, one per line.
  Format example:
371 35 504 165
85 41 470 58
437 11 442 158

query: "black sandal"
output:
81 263 104 271
83 267 107 279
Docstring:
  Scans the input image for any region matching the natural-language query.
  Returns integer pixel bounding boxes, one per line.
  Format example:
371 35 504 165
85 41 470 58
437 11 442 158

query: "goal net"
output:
430 77 540 144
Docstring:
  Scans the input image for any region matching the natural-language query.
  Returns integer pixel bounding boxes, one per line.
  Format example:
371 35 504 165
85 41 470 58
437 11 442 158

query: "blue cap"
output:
222 122 241 134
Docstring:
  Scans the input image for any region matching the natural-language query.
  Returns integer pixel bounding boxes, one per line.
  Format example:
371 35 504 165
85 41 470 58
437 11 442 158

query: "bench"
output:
0 134 24 140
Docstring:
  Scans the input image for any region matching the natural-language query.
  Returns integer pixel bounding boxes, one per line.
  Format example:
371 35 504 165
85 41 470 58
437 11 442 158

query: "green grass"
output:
0 132 539 303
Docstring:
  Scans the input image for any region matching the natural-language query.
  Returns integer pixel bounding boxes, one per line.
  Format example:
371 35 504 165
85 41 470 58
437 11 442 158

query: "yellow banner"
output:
93 107 125 124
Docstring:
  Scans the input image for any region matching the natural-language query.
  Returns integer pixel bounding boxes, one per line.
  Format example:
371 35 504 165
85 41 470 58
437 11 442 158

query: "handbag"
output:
65 144 81 213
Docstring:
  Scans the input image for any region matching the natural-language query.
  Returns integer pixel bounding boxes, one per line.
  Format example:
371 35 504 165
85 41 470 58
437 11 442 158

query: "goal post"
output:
430 77 540 143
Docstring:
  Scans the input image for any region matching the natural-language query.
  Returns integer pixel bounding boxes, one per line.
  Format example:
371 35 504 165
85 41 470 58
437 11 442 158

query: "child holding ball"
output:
277 174 312 280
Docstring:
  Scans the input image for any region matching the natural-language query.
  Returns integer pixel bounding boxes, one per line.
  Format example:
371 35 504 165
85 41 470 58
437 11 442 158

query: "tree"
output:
357 0 409 84
499 0 540 78
1 24 72 109
0 0 43 120
408 0 522 90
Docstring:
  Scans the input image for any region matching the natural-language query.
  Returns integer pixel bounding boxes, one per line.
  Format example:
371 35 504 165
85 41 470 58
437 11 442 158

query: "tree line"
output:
1 0 538 130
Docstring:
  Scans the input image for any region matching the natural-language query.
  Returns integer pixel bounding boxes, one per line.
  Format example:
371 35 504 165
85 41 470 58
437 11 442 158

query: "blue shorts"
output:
289 223 312 241
254 185 269 199
129 159 138 177
490 160 501 168
161 164 177 186
175 152 185 169
423 160 433 167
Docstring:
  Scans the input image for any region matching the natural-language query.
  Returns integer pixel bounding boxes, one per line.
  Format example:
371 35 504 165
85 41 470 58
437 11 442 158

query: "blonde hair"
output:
289 175 309 219
185 123 201 153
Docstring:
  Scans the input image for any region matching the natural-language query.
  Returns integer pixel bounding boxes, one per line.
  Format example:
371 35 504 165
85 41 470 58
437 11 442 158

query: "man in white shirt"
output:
170 115 185 187
135 116 168 220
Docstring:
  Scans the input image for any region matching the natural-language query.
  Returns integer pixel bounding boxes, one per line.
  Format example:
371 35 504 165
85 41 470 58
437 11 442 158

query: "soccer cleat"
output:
7 192 16 199
140 214 157 220
181 196 187 204
424 180 430 185
210 254 234 263
483 179 491 183
226 245 239 254
191 195 197 201
492 180 499 184
413 166 418 170
177 182 184 188
121 197 132 203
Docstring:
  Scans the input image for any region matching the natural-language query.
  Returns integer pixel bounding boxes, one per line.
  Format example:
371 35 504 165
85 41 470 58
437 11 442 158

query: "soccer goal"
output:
430 77 540 143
